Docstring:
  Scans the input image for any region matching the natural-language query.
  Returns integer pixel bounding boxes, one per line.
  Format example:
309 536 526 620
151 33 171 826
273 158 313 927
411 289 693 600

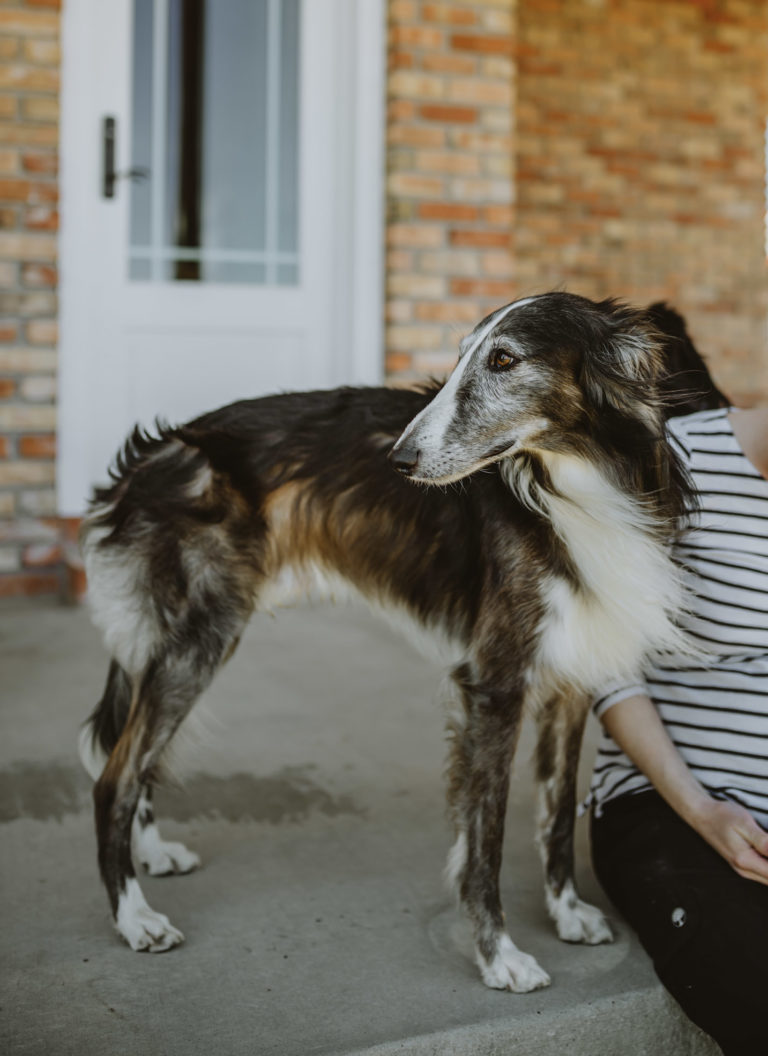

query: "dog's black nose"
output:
389 444 420 475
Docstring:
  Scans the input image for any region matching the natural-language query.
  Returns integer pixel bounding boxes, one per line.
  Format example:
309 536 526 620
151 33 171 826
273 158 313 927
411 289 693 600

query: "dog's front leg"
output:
534 693 613 945
446 663 551 992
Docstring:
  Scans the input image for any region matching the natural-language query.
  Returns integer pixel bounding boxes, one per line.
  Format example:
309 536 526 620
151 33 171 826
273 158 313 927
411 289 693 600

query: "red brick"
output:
389 0 417 21
22 38 60 66
388 125 445 148
450 229 511 247
25 318 57 344
422 4 477 26
385 352 412 373
0 377 15 398
482 205 513 225
0 179 57 203
0 64 59 92
450 278 514 298
417 201 480 221
388 50 414 69
421 53 477 75
20 152 57 174
387 99 416 122
419 103 477 123
0 321 17 342
0 10 59 34
0 571 60 598
414 301 481 323
24 205 58 230
390 26 444 49
0 435 7 458
22 542 62 567
450 34 511 54
18 433 56 457
21 262 56 287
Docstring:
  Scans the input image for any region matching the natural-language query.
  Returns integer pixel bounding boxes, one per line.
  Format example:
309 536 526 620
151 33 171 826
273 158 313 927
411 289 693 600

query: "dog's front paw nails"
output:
115 879 185 953
140 839 201 877
477 934 551 993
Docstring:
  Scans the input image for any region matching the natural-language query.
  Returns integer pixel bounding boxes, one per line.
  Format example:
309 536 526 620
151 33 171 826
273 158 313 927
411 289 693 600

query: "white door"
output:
58 0 384 514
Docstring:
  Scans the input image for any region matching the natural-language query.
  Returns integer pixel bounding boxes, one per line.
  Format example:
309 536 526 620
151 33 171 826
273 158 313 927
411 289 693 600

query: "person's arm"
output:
601 693 768 886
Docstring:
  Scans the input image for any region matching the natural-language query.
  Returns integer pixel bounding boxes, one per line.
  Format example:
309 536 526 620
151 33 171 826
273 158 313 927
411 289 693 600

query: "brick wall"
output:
0 0 62 597
386 0 768 402
385 0 518 381
0 0 766 598
514 0 768 405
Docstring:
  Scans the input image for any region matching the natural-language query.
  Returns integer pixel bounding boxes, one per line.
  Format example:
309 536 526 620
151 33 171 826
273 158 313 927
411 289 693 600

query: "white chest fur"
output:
510 452 688 693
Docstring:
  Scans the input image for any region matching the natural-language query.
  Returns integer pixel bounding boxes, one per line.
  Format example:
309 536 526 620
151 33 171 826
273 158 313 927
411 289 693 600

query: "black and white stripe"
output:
589 407 768 828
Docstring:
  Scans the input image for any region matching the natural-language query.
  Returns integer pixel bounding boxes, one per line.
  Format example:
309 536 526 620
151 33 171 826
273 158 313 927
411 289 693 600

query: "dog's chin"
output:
408 442 521 486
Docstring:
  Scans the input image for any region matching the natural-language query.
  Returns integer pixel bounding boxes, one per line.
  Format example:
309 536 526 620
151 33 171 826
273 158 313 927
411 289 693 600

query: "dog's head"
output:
390 292 665 484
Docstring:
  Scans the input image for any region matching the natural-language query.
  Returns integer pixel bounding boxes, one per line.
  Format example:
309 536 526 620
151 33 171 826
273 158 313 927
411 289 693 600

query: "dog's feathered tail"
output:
78 659 133 780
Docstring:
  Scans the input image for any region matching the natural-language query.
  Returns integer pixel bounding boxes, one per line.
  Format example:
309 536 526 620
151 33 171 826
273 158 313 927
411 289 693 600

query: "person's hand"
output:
691 798 768 885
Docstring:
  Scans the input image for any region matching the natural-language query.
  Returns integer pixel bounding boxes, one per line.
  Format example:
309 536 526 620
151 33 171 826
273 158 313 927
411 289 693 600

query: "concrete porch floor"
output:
0 599 718 1056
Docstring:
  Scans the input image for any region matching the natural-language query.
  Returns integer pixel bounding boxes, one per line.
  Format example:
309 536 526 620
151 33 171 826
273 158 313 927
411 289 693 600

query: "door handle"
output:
102 116 149 198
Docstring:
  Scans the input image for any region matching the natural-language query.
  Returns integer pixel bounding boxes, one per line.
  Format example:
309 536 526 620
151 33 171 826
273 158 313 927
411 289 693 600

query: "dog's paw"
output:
134 823 201 877
115 879 184 953
549 885 613 945
139 838 201 877
477 934 551 993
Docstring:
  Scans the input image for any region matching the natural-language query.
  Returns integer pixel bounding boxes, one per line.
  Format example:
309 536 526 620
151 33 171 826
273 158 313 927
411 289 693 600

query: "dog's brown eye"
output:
489 348 518 372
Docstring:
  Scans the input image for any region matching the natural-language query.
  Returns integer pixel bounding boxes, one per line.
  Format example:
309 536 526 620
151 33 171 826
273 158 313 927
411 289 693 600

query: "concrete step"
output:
0 600 719 1056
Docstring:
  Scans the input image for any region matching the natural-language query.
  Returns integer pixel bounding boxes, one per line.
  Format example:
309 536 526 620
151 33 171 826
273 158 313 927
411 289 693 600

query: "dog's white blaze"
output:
83 519 159 676
115 877 184 952
477 932 551 992
532 452 690 691
464 297 536 359
399 296 539 454
544 879 613 945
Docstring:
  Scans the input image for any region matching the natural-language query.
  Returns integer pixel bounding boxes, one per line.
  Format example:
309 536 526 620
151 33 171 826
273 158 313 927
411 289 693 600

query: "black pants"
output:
590 791 768 1056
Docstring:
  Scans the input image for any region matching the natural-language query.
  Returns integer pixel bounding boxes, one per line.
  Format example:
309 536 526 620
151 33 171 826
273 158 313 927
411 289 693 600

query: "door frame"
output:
57 0 386 516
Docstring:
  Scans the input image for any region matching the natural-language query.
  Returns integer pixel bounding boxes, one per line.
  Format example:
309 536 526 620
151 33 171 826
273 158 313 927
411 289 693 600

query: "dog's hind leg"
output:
534 693 612 945
80 661 200 878
445 662 551 993
93 623 243 952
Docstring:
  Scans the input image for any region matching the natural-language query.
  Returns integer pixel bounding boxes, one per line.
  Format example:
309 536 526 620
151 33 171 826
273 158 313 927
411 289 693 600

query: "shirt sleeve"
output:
592 680 650 719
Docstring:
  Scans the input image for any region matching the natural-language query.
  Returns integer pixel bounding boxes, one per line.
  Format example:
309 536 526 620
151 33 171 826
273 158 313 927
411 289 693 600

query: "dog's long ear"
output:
647 301 728 418
581 300 663 425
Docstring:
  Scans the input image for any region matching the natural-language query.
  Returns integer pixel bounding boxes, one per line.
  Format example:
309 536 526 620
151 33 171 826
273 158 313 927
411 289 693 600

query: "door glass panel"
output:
128 0 301 284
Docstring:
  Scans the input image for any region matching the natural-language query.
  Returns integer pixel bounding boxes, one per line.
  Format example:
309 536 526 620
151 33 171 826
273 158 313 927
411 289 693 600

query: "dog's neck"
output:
501 447 691 688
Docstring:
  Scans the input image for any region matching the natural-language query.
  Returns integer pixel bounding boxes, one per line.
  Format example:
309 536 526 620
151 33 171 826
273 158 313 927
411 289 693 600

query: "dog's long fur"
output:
79 292 705 989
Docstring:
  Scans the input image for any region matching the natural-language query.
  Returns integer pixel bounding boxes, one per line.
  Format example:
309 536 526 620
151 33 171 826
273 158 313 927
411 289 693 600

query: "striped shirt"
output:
588 407 768 829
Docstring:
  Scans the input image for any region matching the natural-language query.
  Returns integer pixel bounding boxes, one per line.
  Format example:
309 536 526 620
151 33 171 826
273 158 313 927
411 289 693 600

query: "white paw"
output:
140 840 201 877
115 878 185 953
548 883 613 944
477 934 551 993
134 824 201 876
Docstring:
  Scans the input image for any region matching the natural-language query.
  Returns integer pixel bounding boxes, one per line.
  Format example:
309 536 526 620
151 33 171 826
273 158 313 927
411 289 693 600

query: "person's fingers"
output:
735 868 768 887
733 846 768 885
746 824 768 860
